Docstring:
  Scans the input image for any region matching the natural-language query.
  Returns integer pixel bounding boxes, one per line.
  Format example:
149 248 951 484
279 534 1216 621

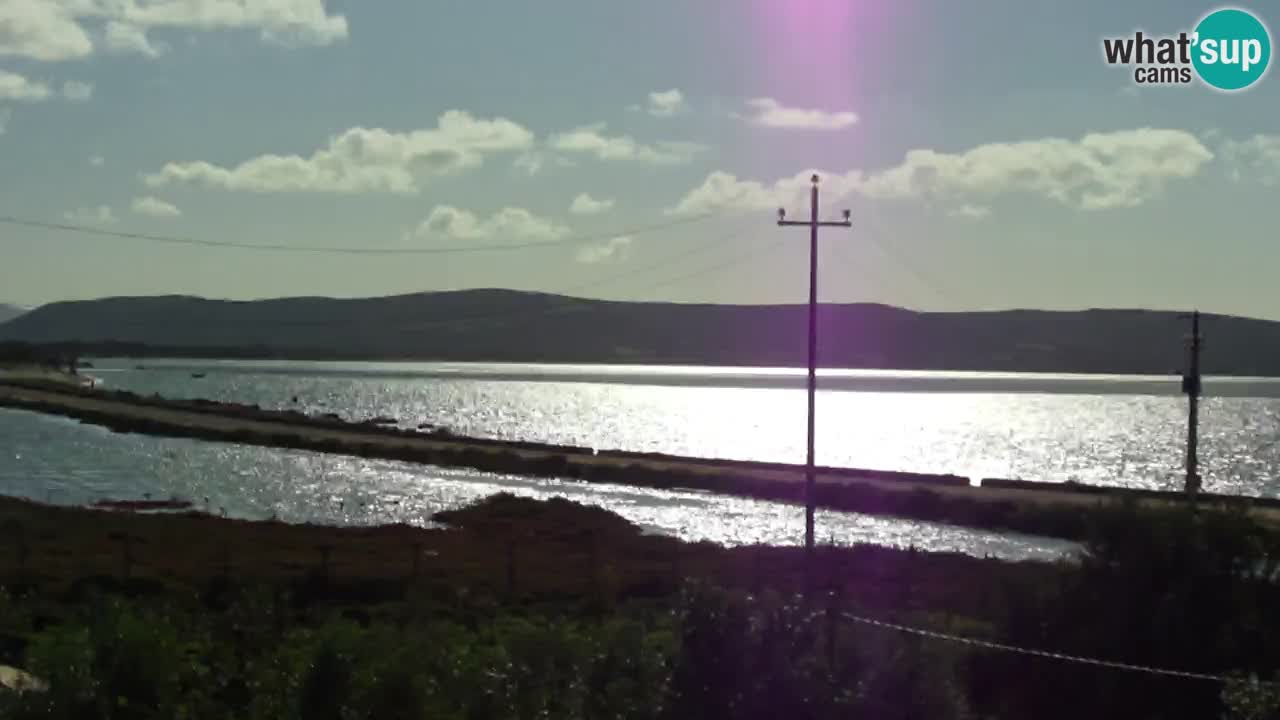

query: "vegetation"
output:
0 342 75 372
2 494 1280 718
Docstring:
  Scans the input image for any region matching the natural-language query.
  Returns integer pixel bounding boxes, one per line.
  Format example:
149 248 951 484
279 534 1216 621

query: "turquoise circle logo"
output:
1192 7 1271 91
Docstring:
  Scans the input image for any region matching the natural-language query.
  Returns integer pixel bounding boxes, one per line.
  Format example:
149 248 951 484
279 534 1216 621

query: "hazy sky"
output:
1 1 1278 317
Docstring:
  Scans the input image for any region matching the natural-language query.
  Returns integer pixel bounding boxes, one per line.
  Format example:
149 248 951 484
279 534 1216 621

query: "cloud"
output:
413 206 569 241
61 80 91 101
0 0 347 62
104 20 163 57
512 151 576 176
549 124 705 165
0 2 94 60
89 154 104 166
644 89 685 117
668 128 1212 215
949 204 991 220
569 192 615 215
0 72 92 103
64 205 117 225
513 151 545 176
131 195 181 217
1222 134 1280 186
576 236 632 264
145 111 535 194
0 70 51 102
858 128 1213 210
742 98 858 130
666 169 858 216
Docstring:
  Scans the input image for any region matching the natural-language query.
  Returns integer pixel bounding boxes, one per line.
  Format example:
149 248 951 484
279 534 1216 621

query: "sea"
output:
5 358 1279 562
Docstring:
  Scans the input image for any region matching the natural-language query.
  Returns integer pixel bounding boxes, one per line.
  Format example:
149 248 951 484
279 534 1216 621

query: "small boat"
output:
190 372 206 379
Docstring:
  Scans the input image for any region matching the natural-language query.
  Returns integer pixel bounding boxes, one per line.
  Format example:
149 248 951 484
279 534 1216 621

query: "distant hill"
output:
0 289 1275 375
0 304 28 324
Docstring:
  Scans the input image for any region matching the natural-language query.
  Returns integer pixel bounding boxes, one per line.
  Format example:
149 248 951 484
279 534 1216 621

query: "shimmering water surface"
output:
81 359 1280 495
5 359 1279 561
0 408 1073 561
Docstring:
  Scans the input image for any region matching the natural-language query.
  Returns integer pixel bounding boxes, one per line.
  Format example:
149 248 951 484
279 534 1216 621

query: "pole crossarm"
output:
772 174 853 555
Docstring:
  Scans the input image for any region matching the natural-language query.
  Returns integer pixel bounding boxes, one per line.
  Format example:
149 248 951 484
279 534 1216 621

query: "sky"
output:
1 0 1279 318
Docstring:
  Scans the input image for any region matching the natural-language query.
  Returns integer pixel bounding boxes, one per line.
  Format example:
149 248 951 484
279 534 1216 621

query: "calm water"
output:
82 359 1280 496
0 408 1074 561
5 358 1279 561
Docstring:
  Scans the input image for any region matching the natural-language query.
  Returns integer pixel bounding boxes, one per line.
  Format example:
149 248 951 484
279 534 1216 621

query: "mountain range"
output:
0 304 27 325
0 289 1274 375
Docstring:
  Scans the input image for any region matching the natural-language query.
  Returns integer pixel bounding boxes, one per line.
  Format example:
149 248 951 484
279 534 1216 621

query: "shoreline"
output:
0 490 1053 610
3 378 1275 541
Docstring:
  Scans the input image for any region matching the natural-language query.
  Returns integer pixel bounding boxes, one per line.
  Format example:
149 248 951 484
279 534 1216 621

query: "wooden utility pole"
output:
777 175 852 553
1182 310 1203 494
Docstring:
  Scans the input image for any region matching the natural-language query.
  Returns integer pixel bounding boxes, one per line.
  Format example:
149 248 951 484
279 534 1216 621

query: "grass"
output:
0 493 1049 620
3 494 1280 718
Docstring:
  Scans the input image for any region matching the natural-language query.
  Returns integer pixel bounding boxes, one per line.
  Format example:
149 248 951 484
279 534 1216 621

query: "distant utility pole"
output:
1182 310 1203 495
777 175 852 553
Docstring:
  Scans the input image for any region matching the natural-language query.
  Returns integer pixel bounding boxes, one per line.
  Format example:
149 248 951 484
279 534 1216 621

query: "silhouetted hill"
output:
0 304 27 324
0 289 1274 375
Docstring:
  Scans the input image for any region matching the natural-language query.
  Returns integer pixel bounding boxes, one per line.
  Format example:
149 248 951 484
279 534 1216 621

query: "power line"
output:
13 224 768 333
843 612 1267 685
774 174 853 556
0 211 731 256
635 234 789 295
555 218 761 297
403 226 774 331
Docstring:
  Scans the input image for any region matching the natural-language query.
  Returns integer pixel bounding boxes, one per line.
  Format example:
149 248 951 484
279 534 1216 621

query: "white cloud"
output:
742 98 858 130
131 195 181 217
513 151 544 176
949 204 991 220
549 124 704 165
104 20 163 57
61 79 91 101
576 236 632 264
1222 134 1280 186
145 111 535 194
859 128 1213 210
569 192 614 215
89 154 104 166
0 0 347 62
645 89 685 117
0 70 51 102
414 206 569 241
667 169 860 216
0 2 94 60
64 205 117 225
512 151 576 176
668 129 1212 215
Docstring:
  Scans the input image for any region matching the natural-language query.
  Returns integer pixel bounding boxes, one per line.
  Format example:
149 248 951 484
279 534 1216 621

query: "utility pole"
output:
1181 310 1203 494
777 174 852 553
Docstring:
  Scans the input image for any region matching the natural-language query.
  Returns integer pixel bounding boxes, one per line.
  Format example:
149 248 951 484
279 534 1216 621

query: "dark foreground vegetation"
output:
0 342 75 371
2 493 1280 718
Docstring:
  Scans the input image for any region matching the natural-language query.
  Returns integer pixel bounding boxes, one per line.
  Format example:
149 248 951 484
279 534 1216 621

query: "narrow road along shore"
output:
2 379 1275 541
